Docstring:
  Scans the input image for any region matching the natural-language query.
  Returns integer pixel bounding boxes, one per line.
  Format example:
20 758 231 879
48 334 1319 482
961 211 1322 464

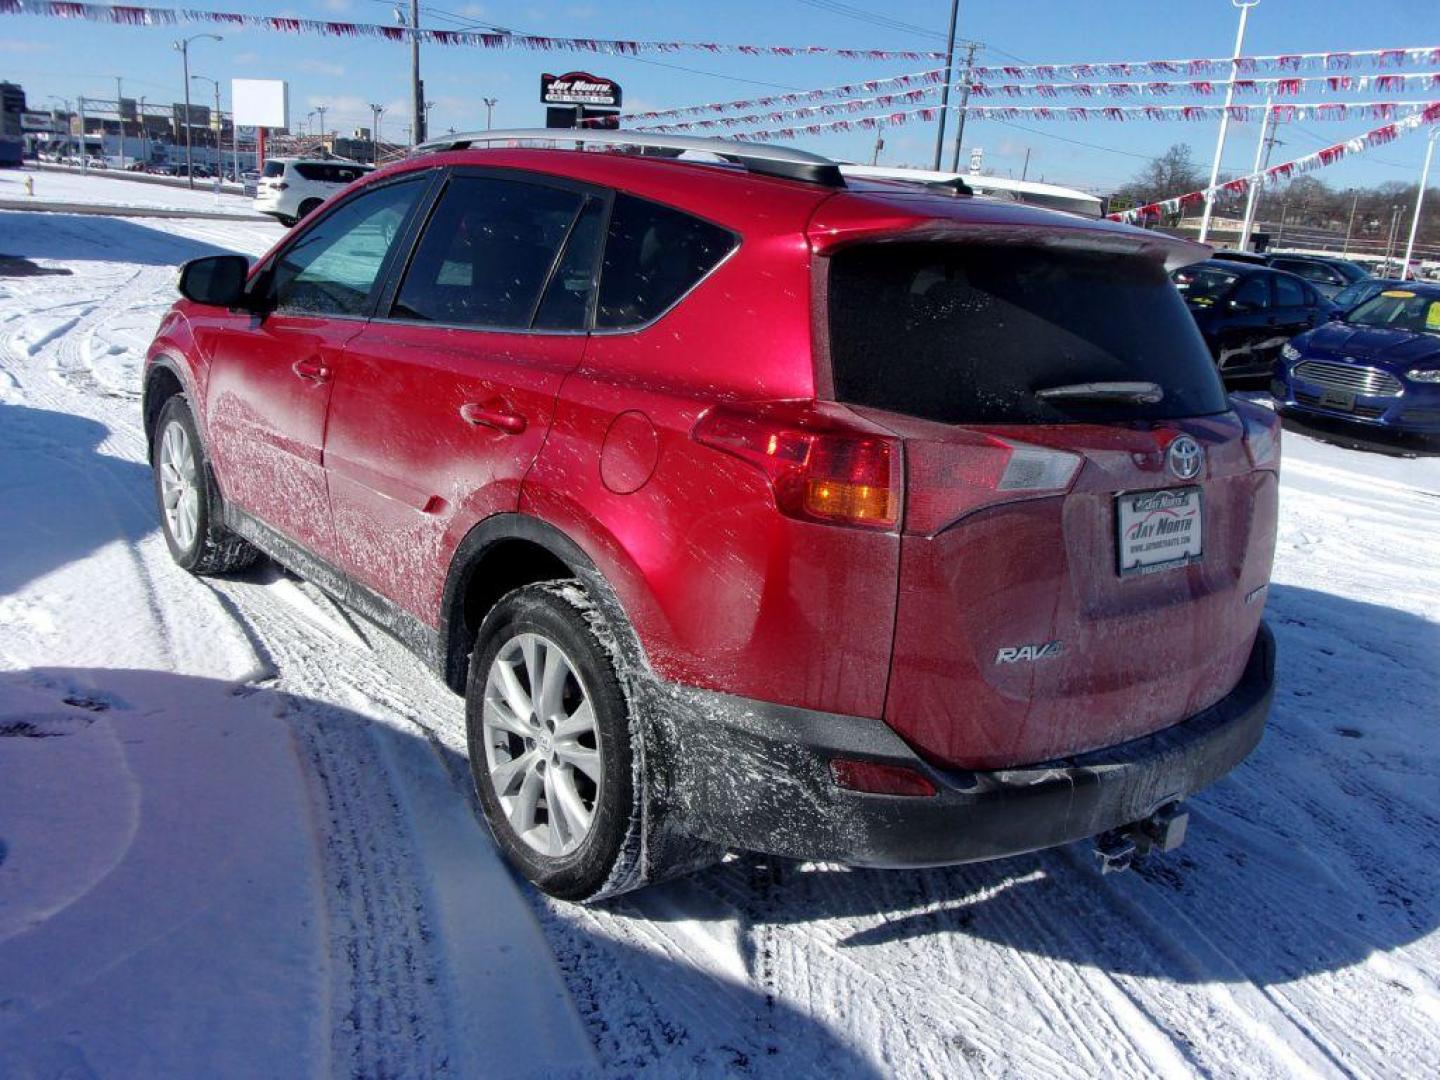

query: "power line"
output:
790 0 947 41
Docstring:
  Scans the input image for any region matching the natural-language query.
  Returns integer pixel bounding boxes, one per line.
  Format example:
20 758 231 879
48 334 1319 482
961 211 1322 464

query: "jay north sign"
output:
541 72 622 109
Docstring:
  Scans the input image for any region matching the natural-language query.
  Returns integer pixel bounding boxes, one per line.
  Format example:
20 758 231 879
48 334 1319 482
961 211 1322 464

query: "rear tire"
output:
466 582 643 902
298 198 323 221
152 395 259 575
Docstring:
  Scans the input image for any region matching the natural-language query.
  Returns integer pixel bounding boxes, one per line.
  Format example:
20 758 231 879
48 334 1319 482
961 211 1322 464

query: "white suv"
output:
254 157 372 227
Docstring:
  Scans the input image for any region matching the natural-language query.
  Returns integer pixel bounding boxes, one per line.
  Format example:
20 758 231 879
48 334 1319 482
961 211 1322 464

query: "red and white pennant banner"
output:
1108 102 1440 224
971 47 1440 81
581 68 944 127
728 100 1438 140
969 72 1440 98
0 0 945 58
962 101 1436 122
636 87 940 133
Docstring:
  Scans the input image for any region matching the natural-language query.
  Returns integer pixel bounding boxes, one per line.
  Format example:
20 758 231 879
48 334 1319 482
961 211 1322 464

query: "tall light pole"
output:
1402 127 1438 280
483 97 497 130
425 99 436 134
1239 96 1278 251
114 76 126 166
369 103 385 163
1342 189 1361 255
1199 0 1260 243
931 0 960 170
174 33 222 188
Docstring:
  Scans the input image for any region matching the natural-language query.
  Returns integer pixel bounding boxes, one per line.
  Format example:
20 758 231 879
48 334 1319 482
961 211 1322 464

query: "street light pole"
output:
483 97 497 130
1342 189 1360 256
931 0 960 170
369 103 385 163
1402 127 1438 281
115 76 125 166
174 33 222 189
1239 96 1275 251
1199 0 1260 243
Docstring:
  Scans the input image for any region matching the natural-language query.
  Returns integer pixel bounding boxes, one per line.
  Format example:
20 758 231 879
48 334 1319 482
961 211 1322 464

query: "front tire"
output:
466 583 640 902
152 395 259 575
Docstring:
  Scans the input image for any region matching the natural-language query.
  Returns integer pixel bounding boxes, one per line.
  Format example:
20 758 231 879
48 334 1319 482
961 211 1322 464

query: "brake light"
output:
693 403 901 529
904 433 1083 535
275 182 289 190
1233 398 1282 471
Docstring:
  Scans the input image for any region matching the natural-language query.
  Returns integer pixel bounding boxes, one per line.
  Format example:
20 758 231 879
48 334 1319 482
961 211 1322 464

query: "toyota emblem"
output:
1167 435 1203 481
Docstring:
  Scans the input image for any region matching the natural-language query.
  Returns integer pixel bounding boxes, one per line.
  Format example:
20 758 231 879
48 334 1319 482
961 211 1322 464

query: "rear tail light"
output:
275 182 289 190
1234 399 1282 471
693 403 901 529
830 758 937 797
905 433 1083 535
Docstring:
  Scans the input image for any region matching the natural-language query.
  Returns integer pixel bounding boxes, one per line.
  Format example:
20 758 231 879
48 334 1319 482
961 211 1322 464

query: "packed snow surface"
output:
0 166 263 216
0 199 1437 1078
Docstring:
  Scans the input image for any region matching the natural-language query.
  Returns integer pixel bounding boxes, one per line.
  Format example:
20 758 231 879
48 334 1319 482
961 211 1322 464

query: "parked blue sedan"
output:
1272 284 1440 435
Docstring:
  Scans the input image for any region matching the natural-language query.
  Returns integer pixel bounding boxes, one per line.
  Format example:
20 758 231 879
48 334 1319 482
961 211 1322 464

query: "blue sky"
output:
2 0 1435 192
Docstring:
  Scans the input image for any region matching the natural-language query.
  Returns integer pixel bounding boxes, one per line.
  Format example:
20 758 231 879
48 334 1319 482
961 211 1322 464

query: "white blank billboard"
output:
232 79 289 129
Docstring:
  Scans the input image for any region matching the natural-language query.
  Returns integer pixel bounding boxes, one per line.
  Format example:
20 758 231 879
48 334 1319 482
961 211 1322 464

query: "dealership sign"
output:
540 71 621 109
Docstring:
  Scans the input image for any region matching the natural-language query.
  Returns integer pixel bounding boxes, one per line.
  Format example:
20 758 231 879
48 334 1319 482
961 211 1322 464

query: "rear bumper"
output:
660 622 1275 867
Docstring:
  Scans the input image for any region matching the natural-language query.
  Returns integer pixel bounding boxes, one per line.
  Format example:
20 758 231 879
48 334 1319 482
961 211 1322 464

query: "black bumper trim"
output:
657 623 1275 867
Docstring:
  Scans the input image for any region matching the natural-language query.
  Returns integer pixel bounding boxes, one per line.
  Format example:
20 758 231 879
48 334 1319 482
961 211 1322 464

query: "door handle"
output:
292 357 332 382
459 402 527 434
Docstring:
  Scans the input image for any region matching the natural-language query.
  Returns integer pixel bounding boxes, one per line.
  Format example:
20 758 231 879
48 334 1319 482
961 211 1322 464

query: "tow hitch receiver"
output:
1094 802 1190 874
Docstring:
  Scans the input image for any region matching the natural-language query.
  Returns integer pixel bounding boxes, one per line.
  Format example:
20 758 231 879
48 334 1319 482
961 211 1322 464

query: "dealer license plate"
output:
1116 487 1203 577
1320 388 1356 412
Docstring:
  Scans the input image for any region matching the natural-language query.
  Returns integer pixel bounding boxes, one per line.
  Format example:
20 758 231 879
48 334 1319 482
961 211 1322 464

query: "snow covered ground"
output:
0 202 1437 1078
0 167 263 216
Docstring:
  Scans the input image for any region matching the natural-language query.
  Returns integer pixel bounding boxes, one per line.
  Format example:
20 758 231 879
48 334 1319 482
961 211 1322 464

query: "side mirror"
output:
178 255 250 308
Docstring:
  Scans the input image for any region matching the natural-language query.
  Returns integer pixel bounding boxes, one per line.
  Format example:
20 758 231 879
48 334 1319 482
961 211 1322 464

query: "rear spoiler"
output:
809 194 1210 271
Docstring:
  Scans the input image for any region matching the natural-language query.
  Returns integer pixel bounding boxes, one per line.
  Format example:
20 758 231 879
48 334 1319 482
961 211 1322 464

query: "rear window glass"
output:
1172 264 1237 305
830 243 1228 425
596 194 735 328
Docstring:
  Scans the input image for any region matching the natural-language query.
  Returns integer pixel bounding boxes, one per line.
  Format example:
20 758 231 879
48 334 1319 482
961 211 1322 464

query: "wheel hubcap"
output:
158 420 199 551
482 632 602 857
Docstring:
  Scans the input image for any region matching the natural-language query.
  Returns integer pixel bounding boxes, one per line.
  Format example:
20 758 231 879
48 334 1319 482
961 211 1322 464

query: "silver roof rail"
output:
411 128 845 187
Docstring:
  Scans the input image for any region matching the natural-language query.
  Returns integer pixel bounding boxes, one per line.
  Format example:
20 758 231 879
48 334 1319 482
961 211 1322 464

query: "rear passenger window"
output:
1232 275 1271 310
392 176 584 329
533 198 605 330
1273 274 1306 307
596 194 735 328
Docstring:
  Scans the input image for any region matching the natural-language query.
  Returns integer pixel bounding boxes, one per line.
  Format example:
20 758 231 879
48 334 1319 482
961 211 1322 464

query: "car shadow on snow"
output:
0 665 881 1078
0 403 156 597
1277 410 1440 458
646 584 1439 990
0 211 239 267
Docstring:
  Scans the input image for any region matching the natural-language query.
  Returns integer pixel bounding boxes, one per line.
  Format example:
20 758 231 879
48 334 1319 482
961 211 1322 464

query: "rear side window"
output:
829 243 1227 425
1273 274 1307 307
262 160 285 178
596 194 736 328
1232 275 1271 310
392 175 584 329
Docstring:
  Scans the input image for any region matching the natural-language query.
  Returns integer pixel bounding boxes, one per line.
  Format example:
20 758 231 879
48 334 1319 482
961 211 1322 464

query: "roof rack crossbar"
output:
411 128 845 187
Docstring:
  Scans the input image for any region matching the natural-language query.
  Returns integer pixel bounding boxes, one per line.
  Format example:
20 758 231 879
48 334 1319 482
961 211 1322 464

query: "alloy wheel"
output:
481 632 604 857
158 420 200 552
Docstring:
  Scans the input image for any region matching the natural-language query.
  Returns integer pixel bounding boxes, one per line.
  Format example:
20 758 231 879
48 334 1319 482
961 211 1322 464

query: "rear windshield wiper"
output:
1034 381 1164 405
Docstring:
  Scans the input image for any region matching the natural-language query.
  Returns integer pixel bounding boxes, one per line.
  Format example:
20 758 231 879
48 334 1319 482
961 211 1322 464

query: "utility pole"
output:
1384 204 1403 271
948 39 980 173
1239 97 1280 251
78 96 87 175
1200 0 1260 243
410 0 425 144
316 104 328 146
1401 127 1438 280
138 95 147 162
174 33 223 188
115 76 125 166
425 100 435 134
1342 188 1360 255
871 121 885 165
483 97 497 130
931 0 959 170
1021 146 1031 181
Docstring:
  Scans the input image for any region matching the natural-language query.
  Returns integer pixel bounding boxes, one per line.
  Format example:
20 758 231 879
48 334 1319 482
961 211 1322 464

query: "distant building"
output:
1 81 26 167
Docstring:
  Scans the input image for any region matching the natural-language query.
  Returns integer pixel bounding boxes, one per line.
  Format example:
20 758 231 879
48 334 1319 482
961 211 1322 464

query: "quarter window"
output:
596 194 736 328
271 177 424 316
392 175 585 329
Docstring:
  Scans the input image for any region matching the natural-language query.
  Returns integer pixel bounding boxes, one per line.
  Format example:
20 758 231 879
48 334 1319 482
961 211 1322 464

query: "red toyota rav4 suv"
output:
144 132 1279 901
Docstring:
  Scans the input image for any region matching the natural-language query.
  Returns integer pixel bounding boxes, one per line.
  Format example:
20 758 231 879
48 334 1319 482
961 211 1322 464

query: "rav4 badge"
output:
994 641 1064 665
